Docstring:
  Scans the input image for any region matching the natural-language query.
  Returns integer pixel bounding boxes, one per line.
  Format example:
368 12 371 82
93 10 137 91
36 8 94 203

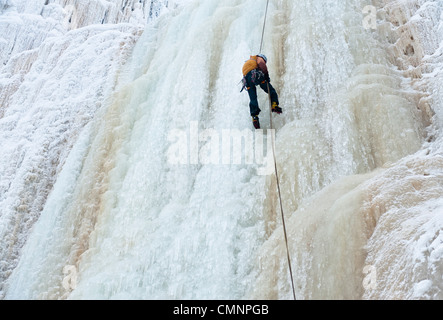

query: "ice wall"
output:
252 0 443 299
361 0 443 300
2 0 443 300
4 0 270 300
0 0 177 298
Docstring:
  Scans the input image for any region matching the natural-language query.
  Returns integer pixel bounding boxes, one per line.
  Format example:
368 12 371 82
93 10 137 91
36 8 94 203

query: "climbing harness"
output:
251 69 266 85
261 0 297 301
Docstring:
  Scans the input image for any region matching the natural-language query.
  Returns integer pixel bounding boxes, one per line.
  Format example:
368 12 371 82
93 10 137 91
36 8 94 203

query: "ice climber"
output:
241 53 282 129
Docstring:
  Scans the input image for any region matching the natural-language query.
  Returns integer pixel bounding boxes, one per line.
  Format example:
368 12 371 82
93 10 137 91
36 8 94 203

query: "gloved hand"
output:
265 74 270 83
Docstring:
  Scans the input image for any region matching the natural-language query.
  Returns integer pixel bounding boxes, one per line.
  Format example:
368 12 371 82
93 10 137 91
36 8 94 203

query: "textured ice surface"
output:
1 0 443 299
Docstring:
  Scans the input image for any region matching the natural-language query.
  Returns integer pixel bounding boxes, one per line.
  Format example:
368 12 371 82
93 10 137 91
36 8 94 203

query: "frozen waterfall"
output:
1 0 443 300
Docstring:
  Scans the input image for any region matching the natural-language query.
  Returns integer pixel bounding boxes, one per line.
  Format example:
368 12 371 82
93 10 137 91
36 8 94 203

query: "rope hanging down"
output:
259 0 270 53
260 0 297 300
267 82 296 301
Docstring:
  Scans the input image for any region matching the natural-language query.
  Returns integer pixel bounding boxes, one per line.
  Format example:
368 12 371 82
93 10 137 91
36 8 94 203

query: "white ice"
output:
1 0 443 300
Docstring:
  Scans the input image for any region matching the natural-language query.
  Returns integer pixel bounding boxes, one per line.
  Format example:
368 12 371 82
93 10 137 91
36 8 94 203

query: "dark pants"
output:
245 71 279 117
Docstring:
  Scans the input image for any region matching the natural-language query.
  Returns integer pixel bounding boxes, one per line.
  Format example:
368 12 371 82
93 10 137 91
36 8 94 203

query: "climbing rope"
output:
259 0 270 53
260 0 297 300
267 83 296 301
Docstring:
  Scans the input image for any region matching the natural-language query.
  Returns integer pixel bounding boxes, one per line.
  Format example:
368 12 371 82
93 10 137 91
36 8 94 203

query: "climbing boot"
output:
272 102 282 114
252 116 260 129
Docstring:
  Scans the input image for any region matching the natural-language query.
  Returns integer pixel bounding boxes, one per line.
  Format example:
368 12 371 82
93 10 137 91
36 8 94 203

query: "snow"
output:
0 0 176 298
363 172 443 300
1 0 443 300
250 0 443 299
